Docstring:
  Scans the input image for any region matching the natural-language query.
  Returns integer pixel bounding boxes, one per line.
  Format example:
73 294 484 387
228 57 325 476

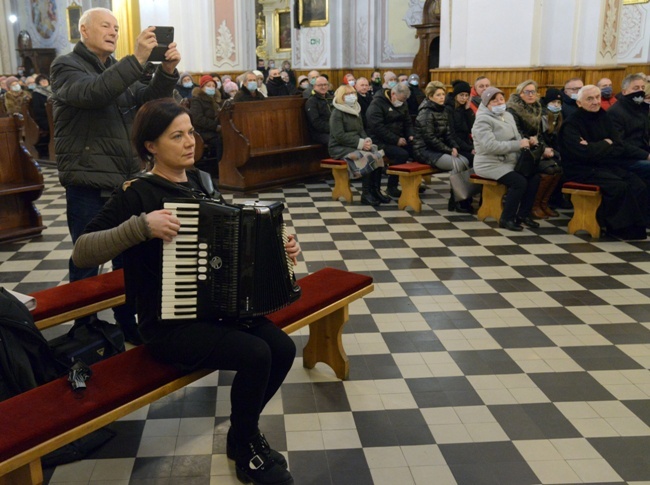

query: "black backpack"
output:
0 287 68 401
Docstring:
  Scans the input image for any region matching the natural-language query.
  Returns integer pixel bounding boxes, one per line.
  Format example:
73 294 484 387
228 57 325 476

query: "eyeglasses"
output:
522 90 537 96
314 83 328 87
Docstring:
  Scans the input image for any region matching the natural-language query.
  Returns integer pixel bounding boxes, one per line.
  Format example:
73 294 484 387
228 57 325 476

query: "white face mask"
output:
490 104 507 114
10 84 22 92
348 80 356 87
216 81 222 89
392 100 404 108
344 94 357 106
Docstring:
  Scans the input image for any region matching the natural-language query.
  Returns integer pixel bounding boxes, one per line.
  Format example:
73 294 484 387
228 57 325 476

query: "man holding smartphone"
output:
51 7 181 344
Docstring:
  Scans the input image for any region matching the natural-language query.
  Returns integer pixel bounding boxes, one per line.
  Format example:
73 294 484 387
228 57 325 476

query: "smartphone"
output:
147 26 174 63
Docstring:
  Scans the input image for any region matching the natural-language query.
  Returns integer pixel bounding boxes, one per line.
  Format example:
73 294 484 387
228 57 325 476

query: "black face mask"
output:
625 91 646 104
372 79 381 85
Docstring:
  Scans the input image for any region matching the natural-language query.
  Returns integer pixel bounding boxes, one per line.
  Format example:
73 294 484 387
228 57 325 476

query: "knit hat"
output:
542 88 562 105
5 76 19 88
481 86 504 106
252 70 263 78
297 75 308 85
199 75 214 88
452 81 471 97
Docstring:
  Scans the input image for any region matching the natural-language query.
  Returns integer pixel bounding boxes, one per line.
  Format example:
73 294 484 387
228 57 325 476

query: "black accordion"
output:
160 199 301 321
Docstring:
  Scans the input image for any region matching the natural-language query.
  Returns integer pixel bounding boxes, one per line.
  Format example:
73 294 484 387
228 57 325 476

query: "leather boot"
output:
233 432 294 485
361 174 380 206
448 190 456 211
227 428 287 469
386 174 401 198
371 169 391 203
531 174 550 219
541 173 561 217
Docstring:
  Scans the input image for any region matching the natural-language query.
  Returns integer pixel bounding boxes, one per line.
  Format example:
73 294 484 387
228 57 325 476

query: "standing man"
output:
51 7 180 343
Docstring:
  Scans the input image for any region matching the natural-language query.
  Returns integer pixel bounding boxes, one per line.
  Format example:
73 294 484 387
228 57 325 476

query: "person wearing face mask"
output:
189 75 223 171
280 60 296 88
597 78 617 110
329 85 387 206
366 82 415 198
31 74 52 133
302 70 321 98
370 70 382 96
414 81 471 212
472 87 540 231
607 73 650 178
234 71 266 102
25 76 37 91
252 70 268 98
406 73 425 117
342 73 356 88
294 75 310 95
210 73 226 99
305 76 333 145
176 72 195 99
444 80 475 166
559 85 649 241
540 88 571 213
560 77 583 120
266 68 291 97
2 76 30 114
374 71 398 98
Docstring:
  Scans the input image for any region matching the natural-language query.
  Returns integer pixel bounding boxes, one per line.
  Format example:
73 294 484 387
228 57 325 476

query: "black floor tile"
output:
530 372 615 401
449 350 523 375
589 437 650 482
490 403 581 440
487 326 556 348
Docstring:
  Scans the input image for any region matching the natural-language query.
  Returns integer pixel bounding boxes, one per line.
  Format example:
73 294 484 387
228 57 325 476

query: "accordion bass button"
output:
199 243 208 249
198 274 207 281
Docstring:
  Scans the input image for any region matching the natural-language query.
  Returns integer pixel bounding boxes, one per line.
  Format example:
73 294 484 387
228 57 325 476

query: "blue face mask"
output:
490 104 507 114
600 86 613 99
204 87 216 96
183 81 193 89
247 81 258 92
388 81 397 89
547 104 562 113
28 83 36 90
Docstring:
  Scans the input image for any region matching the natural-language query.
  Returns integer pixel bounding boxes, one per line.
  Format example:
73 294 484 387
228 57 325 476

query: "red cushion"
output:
30 269 125 322
563 182 600 192
268 267 372 327
470 173 496 181
320 158 346 166
388 162 431 173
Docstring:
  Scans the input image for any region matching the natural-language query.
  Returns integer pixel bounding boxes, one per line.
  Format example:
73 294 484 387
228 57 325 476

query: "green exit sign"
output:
310 38 321 45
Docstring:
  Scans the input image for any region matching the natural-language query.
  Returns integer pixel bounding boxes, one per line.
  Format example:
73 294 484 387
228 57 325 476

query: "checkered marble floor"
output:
2 166 650 485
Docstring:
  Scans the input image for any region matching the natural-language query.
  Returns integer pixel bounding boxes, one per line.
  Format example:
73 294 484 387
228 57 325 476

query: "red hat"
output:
199 75 214 88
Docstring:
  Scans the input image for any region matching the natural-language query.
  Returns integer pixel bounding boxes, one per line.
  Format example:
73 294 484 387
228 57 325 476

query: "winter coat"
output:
607 94 650 160
305 92 332 137
366 89 413 149
3 90 30 115
471 104 522 180
560 90 579 120
50 41 178 190
540 108 563 152
407 85 425 116
506 94 542 138
175 83 194 99
413 98 457 164
190 88 222 144
444 96 475 154
31 86 51 131
357 92 372 127
266 78 292 97
233 86 265 102
328 102 367 160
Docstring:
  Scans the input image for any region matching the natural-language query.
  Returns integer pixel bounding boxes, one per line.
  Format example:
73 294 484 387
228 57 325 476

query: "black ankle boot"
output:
386 175 401 198
227 428 287 469
516 216 540 228
234 433 293 485
361 174 380 206
448 191 456 211
371 170 391 203
499 219 523 231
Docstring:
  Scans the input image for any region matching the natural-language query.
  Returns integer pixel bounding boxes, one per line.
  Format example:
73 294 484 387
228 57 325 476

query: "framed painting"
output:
274 9 292 52
299 0 328 28
67 2 82 43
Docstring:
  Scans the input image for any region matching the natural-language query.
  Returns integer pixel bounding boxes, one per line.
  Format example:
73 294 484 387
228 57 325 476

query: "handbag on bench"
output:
49 316 125 366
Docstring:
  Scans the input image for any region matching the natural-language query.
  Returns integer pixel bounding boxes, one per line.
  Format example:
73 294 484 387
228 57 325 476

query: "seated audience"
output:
25 76 36 92
280 60 296 87
190 75 223 165
472 87 541 232
366 82 414 198
31 74 52 132
370 70 382 95
266 68 291 97
0 76 7 95
540 87 569 212
210 73 226 99
252 70 268 97
560 77 583 120
234 71 266 102
354 77 372 125
280 71 290 86
3 76 30 114
406 74 425 117
445 80 475 165
559 85 648 241
469 76 491 114
223 80 239 99
302 70 321 98
329 84 387 207
414 81 471 212
294 75 310 95
342 73 356 87
597 77 617 110
305 76 332 145
321 74 335 100
374 71 398 98
398 74 408 84
176 72 195 99
507 80 563 219
607 73 650 173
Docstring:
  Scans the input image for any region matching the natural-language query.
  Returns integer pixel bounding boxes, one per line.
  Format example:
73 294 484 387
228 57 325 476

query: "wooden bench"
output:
470 173 506 222
386 162 437 212
320 158 353 203
218 96 329 193
562 182 602 238
0 114 46 243
0 267 373 485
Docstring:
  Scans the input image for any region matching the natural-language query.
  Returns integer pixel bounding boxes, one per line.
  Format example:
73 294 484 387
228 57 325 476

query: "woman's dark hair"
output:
132 98 191 168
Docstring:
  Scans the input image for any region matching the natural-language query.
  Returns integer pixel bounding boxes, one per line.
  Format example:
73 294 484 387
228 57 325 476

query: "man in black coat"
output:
354 77 372 126
51 7 180 343
266 68 291 97
559 85 648 241
305 76 332 145
560 77 583 120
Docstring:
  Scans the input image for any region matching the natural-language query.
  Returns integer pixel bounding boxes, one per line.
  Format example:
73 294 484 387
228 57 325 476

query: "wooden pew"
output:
0 114 46 243
218 96 329 192
0 267 374 485
20 97 46 160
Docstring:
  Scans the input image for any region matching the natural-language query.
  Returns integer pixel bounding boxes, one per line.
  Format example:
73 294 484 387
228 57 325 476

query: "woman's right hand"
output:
363 139 372 151
520 138 531 149
146 209 180 242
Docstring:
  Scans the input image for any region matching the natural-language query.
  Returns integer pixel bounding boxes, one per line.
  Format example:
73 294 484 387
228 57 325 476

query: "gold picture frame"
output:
274 9 292 52
299 0 329 28
67 1 82 43
623 0 649 4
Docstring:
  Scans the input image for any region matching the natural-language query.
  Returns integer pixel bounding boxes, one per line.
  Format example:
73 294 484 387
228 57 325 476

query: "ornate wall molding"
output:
619 4 647 59
599 0 621 62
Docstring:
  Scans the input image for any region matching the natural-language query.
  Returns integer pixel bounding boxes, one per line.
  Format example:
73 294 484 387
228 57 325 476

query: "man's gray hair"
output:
391 82 411 98
78 7 115 42
577 84 599 102
622 72 646 90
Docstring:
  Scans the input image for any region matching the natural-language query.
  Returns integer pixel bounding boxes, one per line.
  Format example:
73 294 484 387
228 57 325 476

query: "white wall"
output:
538 0 577 66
